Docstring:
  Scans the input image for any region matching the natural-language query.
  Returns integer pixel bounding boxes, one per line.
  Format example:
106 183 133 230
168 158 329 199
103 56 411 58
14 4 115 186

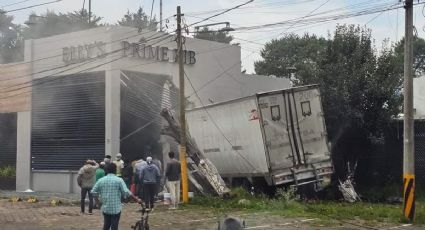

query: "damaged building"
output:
0 26 290 193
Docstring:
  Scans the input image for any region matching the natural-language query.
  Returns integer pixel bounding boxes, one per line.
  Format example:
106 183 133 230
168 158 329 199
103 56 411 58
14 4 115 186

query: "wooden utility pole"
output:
403 0 415 222
160 0 163 31
88 0 91 24
176 6 189 203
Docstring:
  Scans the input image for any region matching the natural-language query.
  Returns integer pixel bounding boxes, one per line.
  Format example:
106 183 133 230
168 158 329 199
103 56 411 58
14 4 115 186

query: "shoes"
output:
88 212 93 215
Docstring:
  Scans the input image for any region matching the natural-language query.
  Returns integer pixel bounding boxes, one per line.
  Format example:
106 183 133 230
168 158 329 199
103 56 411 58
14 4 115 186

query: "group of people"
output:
77 151 181 230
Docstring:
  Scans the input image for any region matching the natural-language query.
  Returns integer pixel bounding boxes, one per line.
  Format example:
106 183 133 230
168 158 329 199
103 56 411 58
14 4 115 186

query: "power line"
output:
0 30 173 75
2 0 62 13
187 0 254 27
0 34 174 96
0 0 31 8
118 51 255 141
184 70 260 171
1 34 250 99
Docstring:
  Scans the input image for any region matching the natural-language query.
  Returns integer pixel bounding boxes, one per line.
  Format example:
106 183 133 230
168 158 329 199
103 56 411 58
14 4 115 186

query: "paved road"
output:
0 199 421 230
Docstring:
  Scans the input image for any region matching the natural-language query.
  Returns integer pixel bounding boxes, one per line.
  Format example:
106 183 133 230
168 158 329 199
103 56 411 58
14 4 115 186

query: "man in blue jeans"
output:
92 163 141 230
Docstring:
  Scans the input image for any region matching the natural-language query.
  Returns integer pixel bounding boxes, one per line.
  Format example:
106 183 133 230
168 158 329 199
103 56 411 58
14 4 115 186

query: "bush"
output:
0 166 16 178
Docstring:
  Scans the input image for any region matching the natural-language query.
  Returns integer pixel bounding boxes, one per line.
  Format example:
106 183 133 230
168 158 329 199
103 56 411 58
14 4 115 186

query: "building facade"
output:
0 26 290 193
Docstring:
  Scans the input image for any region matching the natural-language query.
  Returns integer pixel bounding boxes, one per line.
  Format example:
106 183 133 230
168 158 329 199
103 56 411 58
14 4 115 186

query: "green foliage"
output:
118 7 157 31
394 36 425 77
0 166 16 178
23 10 103 39
0 10 24 63
255 33 326 79
275 187 300 202
194 27 233 44
187 193 425 224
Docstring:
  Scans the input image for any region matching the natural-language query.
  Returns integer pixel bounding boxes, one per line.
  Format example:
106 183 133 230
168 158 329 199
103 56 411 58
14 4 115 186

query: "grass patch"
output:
0 166 16 178
185 187 425 224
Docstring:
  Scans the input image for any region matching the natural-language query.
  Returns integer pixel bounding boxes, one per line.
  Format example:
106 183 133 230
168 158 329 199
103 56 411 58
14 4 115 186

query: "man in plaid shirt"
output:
92 163 141 230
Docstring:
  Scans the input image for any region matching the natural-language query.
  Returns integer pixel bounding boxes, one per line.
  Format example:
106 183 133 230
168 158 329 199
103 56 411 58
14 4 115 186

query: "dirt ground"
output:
0 199 422 230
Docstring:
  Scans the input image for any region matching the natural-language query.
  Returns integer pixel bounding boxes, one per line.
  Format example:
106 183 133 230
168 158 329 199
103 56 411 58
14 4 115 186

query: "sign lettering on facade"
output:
121 40 196 64
62 41 106 64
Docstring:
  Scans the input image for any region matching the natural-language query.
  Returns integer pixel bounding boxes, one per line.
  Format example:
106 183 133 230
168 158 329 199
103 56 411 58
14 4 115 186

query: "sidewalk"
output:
0 190 80 203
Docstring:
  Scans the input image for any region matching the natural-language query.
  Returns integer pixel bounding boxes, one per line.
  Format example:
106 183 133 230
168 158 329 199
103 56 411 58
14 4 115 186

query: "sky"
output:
1 0 425 74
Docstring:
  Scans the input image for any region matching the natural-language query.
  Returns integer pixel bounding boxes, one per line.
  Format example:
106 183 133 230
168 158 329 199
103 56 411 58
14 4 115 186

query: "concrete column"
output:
16 111 32 191
105 70 121 159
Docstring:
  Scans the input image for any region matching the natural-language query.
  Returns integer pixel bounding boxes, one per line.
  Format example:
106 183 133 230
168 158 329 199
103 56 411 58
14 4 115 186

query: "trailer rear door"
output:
257 93 296 170
289 87 330 164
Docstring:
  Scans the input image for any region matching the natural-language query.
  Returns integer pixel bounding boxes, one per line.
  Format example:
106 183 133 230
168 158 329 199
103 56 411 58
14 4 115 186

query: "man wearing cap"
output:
114 153 124 177
78 159 99 214
140 156 160 210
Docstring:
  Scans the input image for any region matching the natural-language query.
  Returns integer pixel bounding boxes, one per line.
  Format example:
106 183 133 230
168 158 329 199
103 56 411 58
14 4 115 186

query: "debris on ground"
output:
9 197 22 202
338 162 361 203
161 109 231 197
27 197 38 203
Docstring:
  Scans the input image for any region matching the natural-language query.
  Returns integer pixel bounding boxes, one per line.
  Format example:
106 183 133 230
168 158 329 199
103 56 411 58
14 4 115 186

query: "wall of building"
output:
0 63 31 113
16 26 291 193
414 76 425 118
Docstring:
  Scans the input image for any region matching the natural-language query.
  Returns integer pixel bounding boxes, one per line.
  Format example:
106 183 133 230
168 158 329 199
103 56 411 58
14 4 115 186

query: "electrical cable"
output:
1 33 246 99
184 70 260 171
119 51 255 141
2 0 62 13
187 0 254 27
0 34 174 96
1 15 176 70
0 0 31 8
0 32 174 80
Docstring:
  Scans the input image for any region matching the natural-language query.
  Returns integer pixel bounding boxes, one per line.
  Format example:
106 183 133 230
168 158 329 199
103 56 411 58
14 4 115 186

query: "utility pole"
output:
403 0 415 222
88 0 91 24
176 6 189 203
160 0 163 32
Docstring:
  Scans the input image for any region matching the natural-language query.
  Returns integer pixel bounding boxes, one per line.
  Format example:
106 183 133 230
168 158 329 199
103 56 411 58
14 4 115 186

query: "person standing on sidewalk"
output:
113 153 124 177
78 159 99 214
140 156 160 210
134 156 147 198
165 151 181 209
91 163 141 230
94 162 106 209
121 159 133 189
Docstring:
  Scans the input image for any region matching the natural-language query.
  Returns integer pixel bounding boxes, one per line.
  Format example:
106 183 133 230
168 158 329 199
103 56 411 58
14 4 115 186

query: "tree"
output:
23 9 102 39
194 27 233 44
394 36 425 76
255 25 402 180
118 7 157 31
254 34 326 80
0 10 24 63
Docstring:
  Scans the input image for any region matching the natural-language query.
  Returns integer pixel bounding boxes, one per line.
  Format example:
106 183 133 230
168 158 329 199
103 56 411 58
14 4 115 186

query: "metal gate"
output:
31 72 105 170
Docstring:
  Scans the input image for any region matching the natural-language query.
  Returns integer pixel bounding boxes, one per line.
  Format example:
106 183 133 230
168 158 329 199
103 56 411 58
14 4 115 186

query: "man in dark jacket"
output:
165 151 181 209
140 156 160 210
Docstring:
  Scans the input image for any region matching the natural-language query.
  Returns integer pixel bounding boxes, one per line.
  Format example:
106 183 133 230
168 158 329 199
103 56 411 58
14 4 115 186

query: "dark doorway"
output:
0 112 17 190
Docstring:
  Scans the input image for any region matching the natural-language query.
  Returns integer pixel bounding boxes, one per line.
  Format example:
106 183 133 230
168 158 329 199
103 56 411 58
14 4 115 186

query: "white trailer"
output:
186 85 333 190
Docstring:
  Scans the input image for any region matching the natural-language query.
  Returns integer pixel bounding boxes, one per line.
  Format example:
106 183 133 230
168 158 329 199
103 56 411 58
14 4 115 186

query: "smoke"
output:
119 71 178 163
